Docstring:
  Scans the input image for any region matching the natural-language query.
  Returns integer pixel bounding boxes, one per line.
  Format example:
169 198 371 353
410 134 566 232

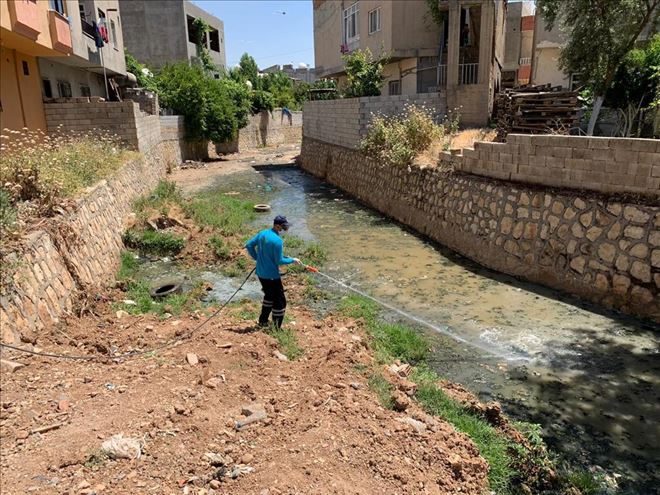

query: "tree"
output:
236 53 260 89
262 71 295 108
156 63 251 143
342 48 387 98
537 0 660 135
124 51 158 92
607 34 660 136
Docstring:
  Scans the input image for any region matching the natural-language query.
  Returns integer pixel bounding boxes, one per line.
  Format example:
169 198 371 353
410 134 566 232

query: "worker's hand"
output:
292 258 303 265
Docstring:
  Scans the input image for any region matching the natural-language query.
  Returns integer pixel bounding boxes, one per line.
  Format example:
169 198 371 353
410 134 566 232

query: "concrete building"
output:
530 14 571 88
262 64 318 84
1 0 74 130
39 0 127 101
313 0 506 126
118 0 226 73
502 1 534 88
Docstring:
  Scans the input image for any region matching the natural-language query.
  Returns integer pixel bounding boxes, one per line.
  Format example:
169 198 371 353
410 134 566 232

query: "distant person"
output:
245 215 302 328
281 106 293 126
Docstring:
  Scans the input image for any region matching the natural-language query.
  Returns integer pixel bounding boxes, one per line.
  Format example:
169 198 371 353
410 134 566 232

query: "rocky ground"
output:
0 296 490 495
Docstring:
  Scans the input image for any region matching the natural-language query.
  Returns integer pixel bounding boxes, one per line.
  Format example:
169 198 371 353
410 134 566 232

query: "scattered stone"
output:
204 452 228 466
240 453 254 464
392 392 411 412
204 378 223 390
122 300 137 306
174 403 186 414
16 430 29 440
0 359 26 373
273 350 289 362
115 310 129 319
396 417 427 434
209 480 221 489
186 353 199 366
57 399 70 412
77 480 91 490
388 362 412 377
349 382 361 390
30 422 66 435
236 404 268 430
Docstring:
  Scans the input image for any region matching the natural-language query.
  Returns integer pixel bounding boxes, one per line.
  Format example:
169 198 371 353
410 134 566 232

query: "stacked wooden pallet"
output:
495 85 580 141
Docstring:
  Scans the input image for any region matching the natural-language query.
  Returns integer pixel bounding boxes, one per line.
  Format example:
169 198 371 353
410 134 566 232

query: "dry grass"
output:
414 128 498 169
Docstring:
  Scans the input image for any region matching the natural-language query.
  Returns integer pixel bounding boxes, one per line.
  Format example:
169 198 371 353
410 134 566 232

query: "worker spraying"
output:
245 215 302 329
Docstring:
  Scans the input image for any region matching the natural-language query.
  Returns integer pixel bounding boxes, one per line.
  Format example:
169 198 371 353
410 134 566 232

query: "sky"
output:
192 0 315 70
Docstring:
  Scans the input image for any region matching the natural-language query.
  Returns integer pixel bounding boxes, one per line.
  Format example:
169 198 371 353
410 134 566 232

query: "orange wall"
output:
0 0 59 54
0 47 47 130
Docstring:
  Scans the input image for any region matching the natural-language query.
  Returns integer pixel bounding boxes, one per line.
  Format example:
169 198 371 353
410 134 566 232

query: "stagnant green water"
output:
170 162 658 494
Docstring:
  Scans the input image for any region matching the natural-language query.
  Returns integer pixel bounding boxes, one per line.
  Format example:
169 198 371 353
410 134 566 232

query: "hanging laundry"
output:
98 18 109 43
92 21 104 48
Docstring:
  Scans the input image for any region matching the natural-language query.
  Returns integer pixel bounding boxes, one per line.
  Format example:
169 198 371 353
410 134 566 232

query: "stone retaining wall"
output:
216 110 303 154
300 136 659 321
450 134 660 196
0 146 168 344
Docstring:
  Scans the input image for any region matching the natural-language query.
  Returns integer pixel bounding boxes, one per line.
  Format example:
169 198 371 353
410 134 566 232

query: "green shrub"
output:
117 251 139 280
343 48 386 97
368 372 395 409
122 229 185 255
361 104 442 166
250 90 275 113
266 326 304 360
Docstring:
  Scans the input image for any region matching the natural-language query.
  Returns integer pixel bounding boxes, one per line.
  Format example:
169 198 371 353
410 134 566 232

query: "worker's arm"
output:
245 233 259 261
276 239 298 265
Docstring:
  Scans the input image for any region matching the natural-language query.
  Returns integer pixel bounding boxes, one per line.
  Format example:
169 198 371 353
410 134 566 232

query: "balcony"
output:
48 10 72 54
519 57 531 66
81 19 96 39
8 0 41 40
459 63 479 85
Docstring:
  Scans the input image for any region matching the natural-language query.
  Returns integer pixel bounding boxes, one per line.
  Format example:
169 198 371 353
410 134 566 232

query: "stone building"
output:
262 64 318 84
118 0 226 74
502 0 534 88
0 0 127 131
312 0 506 126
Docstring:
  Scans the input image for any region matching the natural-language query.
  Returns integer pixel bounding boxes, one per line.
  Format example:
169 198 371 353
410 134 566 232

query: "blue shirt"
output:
245 228 294 279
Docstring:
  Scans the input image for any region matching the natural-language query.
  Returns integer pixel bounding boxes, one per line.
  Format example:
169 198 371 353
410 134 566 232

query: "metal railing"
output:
519 57 532 65
81 18 96 38
459 63 479 85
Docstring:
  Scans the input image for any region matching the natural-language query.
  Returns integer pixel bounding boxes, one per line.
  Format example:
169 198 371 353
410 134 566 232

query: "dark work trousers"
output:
258 277 286 328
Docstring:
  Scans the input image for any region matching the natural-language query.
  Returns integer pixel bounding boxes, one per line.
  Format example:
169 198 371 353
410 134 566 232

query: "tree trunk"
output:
587 95 605 136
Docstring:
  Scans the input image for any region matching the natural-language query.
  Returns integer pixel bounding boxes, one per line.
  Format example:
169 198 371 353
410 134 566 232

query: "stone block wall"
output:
44 99 162 153
303 94 447 150
0 147 168 344
452 134 660 196
122 88 160 115
216 110 303 154
300 136 659 321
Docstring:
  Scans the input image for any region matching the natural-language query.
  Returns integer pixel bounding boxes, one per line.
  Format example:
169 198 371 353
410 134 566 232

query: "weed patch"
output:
185 192 255 236
368 372 395 409
122 229 185 256
133 180 183 221
209 235 231 260
266 326 304 360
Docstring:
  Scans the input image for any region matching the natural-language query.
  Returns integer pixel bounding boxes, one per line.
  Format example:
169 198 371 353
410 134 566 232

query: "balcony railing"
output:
459 63 479 85
519 57 531 65
81 18 96 38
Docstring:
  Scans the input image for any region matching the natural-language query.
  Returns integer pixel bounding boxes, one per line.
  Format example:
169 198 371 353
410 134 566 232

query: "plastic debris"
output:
101 433 142 459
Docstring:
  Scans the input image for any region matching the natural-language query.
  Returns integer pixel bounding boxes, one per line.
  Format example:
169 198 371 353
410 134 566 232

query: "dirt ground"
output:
0 299 489 495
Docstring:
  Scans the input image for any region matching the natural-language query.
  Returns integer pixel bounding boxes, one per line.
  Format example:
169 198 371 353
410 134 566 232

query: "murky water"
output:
179 163 659 494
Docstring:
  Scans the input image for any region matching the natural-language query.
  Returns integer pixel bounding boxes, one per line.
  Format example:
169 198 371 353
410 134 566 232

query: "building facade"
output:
312 0 506 126
118 0 225 73
1 0 73 130
39 0 127 101
502 1 534 88
262 64 318 84
529 14 571 89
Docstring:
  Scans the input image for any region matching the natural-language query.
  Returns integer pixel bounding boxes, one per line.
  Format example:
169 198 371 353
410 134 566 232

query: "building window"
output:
79 3 86 21
80 85 91 97
210 29 220 52
22 61 29 76
50 0 65 16
110 19 117 44
343 3 359 44
43 79 53 98
368 8 381 35
57 80 72 98
388 80 401 96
